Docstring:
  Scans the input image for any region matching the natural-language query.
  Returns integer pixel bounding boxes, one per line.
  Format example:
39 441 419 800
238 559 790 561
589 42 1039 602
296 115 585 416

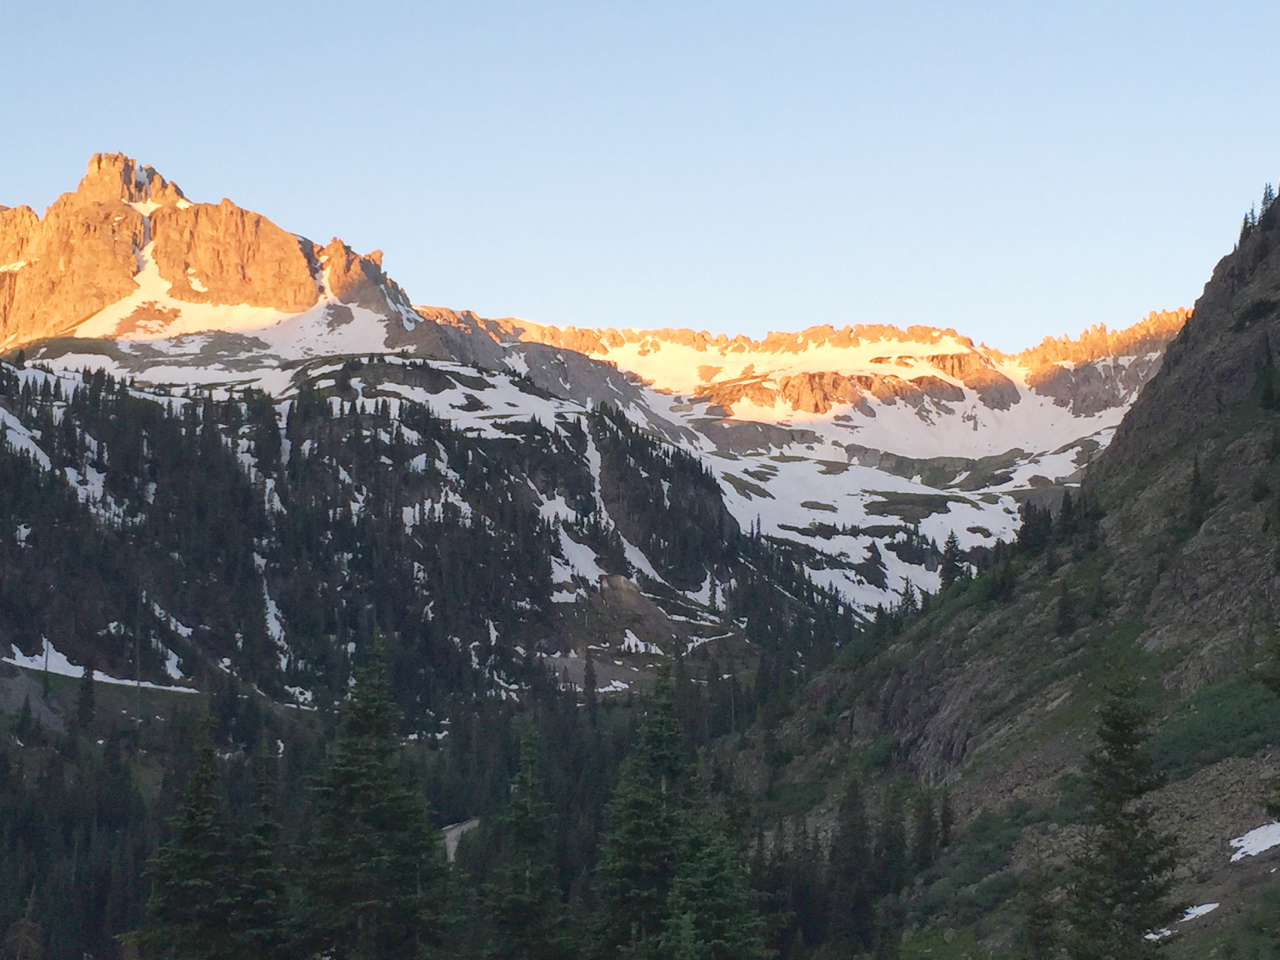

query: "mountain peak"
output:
75 152 186 208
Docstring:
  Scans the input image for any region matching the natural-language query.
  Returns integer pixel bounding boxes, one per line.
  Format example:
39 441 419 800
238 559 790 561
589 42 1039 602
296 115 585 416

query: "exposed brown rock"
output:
74 152 186 207
0 153 183 343
927 352 1021 409
152 199 320 310
0 193 147 344
0 154 446 350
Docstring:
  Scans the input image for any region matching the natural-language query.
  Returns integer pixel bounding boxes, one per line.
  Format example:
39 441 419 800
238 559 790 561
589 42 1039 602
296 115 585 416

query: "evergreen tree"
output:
75 660 94 729
827 778 873 953
297 644 449 960
872 788 907 899
596 675 685 957
1187 458 1212 532
140 725 238 960
939 792 953 850
939 531 962 591
910 792 937 874
583 649 598 728
1019 868 1059 960
656 794 769 960
1064 674 1179 959
229 751 289 958
4 890 43 960
482 735 567 960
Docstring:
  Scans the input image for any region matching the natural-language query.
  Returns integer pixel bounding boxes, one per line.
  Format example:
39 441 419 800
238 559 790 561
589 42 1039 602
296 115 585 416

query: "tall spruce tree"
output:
656 790 769 960
482 734 567 960
827 778 873 953
939 531 962 590
596 674 685 957
140 724 237 960
1064 674 1179 959
297 643 449 960
75 660 94 728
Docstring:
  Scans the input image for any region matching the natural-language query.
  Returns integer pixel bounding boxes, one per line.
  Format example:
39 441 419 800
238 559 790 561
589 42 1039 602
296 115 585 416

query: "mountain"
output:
2 155 1187 620
743 187 1280 950
5 153 1278 957
0 153 448 356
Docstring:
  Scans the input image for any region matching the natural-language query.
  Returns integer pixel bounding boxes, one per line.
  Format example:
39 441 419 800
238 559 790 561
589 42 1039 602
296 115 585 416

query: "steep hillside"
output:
748 190 1280 953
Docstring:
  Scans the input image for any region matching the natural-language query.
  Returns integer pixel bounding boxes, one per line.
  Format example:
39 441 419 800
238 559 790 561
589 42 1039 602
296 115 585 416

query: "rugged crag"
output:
0 153 439 353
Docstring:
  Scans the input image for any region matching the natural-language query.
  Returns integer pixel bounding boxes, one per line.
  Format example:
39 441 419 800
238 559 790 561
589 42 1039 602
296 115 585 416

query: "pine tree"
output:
939 792 953 849
872 788 908 899
1064 674 1179 959
597 674 685 957
911 792 937 874
483 734 566 960
939 531 962 591
827 778 873 953
1020 868 1059 960
4 889 43 960
229 750 289 958
656 793 769 960
583 649 598 728
297 644 449 960
140 724 238 960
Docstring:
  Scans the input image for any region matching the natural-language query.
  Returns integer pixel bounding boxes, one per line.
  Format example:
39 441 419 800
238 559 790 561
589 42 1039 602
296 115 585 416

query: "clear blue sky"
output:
4 1 1280 350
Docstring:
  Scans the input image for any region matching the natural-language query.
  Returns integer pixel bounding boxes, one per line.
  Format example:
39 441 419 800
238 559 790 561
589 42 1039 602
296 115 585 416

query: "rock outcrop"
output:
152 198 321 310
0 153 433 351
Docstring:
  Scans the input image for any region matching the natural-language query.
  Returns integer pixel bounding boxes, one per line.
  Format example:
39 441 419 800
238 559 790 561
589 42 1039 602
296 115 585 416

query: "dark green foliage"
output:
1185 458 1214 535
142 726 236 960
1064 675 1179 959
1236 297 1278 331
1017 503 1053 554
1149 674 1280 781
75 662 94 728
1055 581 1076 637
480 736 567 960
939 530 962 591
911 792 938 874
827 778 874 953
297 647 449 960
597 678 686 955
657 796 769 960
1018 868 1059 960
591 405 737 590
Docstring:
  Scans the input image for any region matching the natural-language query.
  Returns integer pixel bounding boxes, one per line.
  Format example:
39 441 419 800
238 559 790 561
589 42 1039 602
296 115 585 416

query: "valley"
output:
2 154 1279 959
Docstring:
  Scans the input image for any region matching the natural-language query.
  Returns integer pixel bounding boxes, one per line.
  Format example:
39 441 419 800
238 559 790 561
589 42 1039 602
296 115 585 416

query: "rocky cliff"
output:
0 153 429 350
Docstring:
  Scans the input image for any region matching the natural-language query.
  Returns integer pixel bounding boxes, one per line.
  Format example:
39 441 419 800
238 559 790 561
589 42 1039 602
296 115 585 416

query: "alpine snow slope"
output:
3 155 1185 630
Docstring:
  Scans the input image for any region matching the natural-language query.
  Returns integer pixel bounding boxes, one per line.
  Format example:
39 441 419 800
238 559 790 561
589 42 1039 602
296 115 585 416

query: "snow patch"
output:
1231 821 1280 861
4 638 197 693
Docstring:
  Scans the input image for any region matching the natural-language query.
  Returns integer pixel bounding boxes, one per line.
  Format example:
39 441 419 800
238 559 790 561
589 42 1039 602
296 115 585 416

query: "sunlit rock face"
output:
0 153 441 356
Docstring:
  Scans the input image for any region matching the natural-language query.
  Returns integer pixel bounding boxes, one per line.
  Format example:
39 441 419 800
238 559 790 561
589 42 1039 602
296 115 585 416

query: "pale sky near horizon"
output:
4 1 1280 351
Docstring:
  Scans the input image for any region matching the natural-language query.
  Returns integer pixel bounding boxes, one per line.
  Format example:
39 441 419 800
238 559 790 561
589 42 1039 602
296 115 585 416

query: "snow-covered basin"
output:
1230 821 1280 862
